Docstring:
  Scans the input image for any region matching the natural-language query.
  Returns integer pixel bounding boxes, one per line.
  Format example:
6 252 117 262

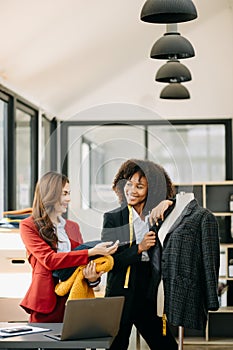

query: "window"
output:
40 115 58 175
67 124 145 213
62 120 230 210
0 87 39 211
60 119 231 241
15 109 32 209
0 99 8 215
15 103 39 209
147 123 226 182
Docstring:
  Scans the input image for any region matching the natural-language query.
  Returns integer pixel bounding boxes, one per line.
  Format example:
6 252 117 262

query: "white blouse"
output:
55 216 71 252
132 207 150 261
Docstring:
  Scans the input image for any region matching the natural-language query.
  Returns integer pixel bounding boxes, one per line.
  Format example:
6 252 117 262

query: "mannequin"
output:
157 192 195 315
157 192 195 350
157 191 219 350
158 192 195 246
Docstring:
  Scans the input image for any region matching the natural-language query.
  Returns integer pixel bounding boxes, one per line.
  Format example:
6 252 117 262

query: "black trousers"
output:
109 302 178 350
108 262 178 350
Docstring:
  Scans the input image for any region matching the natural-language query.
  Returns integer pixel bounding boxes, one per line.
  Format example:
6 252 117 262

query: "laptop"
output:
46 296 125 341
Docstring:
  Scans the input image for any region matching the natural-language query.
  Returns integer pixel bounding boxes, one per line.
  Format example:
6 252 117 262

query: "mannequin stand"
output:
178 326 184 350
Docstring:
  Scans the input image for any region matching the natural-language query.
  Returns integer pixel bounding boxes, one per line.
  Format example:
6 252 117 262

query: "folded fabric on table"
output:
1 208 33 228
3 208 32 216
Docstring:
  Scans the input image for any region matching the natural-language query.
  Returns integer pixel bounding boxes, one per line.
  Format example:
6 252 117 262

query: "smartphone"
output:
107 240 120 247
1 326 33 334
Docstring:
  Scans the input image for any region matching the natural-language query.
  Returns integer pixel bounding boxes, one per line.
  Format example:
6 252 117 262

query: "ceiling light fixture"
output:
150 31 195 60
160 83 190 99
155 59 192 83
140 0 198 24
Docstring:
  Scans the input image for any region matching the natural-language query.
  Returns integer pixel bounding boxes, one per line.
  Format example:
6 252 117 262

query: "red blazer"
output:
20 216 89 314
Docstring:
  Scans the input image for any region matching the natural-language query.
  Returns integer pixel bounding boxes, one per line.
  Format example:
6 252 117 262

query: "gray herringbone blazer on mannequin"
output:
161 199 220 330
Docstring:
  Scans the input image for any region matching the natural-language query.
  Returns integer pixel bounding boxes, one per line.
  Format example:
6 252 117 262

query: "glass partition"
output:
0 89 39 211
40 115 52 175
68 124 145 210
15 109 32 209
147 124 225 183
67 124 145 240
62 120 229 241
0 100 7 216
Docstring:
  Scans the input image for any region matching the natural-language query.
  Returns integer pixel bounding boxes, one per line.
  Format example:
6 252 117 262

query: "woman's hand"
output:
88 240 119 257
83 260 103 282
138 231 156 253
149 199 173 226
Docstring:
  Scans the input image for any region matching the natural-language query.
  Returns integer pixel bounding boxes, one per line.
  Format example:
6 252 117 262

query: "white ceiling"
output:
0 0 233 120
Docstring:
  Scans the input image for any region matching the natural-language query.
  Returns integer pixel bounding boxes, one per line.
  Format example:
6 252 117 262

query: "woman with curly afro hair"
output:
101 159 177 350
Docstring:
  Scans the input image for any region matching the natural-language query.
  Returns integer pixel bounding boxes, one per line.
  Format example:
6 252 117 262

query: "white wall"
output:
0 1 232 121
62 0 233 122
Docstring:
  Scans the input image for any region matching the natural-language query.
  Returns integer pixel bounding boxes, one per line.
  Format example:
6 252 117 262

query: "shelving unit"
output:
175 181 233 343
0 228 30 322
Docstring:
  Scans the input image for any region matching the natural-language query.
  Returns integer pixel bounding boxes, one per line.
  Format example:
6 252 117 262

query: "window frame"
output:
1 86 39 211
60 118 232 181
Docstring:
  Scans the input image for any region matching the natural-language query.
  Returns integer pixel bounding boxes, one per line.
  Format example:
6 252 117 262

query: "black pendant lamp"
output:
160 83 190 99
150 32 195 59
156 59 192 83
140 0 198 24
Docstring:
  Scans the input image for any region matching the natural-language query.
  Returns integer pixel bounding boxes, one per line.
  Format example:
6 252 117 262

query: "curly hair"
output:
32 171 69 249
112 159 175 214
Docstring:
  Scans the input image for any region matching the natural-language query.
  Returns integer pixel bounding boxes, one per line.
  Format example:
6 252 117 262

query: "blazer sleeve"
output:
201 210 220 311
101 211 141 270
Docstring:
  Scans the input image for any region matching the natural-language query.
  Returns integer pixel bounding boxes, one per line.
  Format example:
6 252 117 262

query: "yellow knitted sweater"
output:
55 255 114 300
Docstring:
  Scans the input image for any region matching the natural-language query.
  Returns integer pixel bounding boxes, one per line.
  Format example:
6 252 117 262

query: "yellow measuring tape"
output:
124 205 134 288
162 313 167 336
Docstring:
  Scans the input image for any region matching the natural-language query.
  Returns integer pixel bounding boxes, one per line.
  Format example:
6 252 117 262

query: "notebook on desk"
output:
45 296 125 341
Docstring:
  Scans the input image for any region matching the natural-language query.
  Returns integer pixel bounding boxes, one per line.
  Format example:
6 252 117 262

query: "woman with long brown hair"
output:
20 171 118 323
